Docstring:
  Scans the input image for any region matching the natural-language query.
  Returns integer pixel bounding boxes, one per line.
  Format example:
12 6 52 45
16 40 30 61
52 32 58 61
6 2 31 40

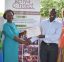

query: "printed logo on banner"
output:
12 0 34 9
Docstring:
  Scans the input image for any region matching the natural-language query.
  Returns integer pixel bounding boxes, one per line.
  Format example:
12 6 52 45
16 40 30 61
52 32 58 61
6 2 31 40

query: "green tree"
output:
40 0 64 17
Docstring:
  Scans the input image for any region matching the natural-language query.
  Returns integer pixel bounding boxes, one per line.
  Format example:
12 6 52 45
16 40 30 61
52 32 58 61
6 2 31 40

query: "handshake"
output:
19 30 45 45
21 35 45 45
20 37 31 45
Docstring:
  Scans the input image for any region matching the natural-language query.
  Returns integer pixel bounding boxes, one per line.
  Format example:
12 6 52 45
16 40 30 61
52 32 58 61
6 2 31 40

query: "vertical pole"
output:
22 44 24 62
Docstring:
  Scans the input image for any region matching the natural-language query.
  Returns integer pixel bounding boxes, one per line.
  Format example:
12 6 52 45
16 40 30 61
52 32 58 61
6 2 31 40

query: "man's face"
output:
50 11 56 22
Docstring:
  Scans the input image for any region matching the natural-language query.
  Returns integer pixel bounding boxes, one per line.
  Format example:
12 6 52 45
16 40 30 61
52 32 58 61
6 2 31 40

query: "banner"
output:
5 0 40 37
5 0 40 11
5 0 40 62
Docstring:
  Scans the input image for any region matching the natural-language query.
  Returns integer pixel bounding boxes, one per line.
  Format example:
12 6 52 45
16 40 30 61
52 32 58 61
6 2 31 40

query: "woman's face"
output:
6 12 14 22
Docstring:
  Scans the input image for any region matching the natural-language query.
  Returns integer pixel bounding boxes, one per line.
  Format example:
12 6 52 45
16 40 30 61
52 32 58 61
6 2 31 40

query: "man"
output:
38 9 62 62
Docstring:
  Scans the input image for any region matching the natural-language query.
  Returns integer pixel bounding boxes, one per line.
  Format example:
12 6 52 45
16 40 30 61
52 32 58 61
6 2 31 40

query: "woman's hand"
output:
21 40 30 45
14 35 31 45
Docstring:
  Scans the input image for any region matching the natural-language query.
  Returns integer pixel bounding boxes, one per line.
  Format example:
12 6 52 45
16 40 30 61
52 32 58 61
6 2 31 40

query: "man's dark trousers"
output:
40 41 58 62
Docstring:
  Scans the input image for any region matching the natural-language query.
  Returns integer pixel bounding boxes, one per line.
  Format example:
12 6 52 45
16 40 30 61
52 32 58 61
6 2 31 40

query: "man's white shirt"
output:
40 18 62 44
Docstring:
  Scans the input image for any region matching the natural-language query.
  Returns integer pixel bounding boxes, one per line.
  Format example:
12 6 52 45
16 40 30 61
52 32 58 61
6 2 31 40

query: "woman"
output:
58 9 64 62
3 10 29 62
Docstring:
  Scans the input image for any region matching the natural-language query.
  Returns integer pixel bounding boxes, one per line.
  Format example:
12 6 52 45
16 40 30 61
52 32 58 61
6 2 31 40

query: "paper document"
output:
30 36 39 43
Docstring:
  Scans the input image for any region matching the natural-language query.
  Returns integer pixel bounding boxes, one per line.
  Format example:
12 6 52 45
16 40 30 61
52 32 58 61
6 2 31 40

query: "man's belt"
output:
41 41 58 46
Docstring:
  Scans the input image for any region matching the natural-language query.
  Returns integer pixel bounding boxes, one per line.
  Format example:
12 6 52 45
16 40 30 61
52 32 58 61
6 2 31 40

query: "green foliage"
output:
0 31 2 49
0 12 3 16
40 0 64 17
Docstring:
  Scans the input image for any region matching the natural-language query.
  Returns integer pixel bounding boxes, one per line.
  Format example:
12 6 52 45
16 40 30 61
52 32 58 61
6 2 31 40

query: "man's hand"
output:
37 35 45 38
